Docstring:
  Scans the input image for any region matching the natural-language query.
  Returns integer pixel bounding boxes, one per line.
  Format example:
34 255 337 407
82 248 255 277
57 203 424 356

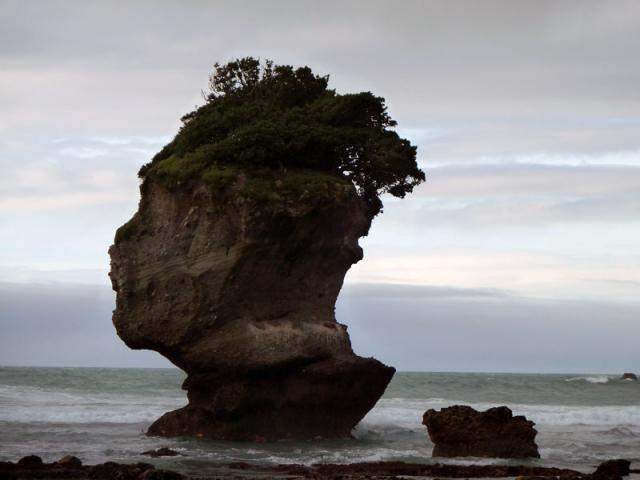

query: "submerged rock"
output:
422 405 540 458
621 373 637 380
141 448 181 458
109 178 394 441
57 455 82 467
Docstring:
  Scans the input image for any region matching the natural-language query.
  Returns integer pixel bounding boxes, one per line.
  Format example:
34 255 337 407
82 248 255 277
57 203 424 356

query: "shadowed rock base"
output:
148 357 395 441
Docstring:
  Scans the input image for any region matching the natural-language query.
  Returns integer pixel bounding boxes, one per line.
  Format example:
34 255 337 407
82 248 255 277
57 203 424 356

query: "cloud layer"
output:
2 281 638 373
1 1 639 369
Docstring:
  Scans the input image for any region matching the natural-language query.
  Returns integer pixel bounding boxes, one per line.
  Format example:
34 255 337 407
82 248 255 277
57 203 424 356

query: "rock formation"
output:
621 373 637 381
109 176 395 440
593 460 631 479
422 405 540 458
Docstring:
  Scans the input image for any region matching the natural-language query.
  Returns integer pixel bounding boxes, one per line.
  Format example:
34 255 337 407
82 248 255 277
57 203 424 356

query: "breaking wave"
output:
565 376 612 384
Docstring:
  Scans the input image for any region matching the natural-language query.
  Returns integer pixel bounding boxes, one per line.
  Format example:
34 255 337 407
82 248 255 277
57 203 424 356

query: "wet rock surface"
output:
621 373 637 380
257 461 580 478
422 405 540 458
56 456 82 468
141 448 181 458
109 179 394 440
0 456 168 480
2 456 632 480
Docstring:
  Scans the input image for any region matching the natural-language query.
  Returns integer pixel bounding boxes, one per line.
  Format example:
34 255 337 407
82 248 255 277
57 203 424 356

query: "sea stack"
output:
422 405 540 458
108 58 424 441
109 174 394 440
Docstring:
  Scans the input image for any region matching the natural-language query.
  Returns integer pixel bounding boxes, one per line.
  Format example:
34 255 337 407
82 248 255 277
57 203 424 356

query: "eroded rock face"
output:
422 405 540 458
109 178 394 440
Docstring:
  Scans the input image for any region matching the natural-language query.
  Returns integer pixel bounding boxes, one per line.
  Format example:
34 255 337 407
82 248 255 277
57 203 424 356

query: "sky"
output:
1 0 639 372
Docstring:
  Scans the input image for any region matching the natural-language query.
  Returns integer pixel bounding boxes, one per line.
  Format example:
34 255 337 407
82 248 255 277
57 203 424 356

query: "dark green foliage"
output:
140 57 425 214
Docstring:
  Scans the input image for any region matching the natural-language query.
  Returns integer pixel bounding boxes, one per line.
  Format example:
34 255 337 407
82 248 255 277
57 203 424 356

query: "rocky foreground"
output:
0 455 635 480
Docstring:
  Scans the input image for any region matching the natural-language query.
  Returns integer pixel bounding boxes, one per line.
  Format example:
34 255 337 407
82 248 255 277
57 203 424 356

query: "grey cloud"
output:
338 283 640 373
414 123 640 165
376 163 640 228
1 0 639 304
0 282 169 368
342 282 511 300
2 281 638 373
414 194 640 228
2 0 640 130
421 164 640 197
0 135 162 213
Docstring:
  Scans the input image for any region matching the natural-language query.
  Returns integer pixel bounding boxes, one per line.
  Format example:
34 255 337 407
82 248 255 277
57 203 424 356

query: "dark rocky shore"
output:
1 456 634 480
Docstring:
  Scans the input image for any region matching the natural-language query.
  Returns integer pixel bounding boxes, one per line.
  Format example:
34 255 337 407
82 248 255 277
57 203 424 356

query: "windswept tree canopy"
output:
140 57 425 214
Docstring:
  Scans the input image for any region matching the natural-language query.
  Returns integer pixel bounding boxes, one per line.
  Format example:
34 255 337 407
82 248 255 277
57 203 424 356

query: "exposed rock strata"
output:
109 178 394 440
422 405 540 458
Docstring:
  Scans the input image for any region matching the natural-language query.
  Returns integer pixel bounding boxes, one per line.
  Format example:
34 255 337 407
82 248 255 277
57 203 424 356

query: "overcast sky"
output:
1 0 639 372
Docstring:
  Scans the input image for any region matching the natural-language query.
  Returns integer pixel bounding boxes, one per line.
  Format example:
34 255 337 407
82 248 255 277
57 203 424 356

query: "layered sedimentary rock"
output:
422 405 540 458
109 176 395 440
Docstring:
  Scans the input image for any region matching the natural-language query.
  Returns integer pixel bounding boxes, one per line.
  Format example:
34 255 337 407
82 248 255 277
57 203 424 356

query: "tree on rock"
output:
139 57 425 215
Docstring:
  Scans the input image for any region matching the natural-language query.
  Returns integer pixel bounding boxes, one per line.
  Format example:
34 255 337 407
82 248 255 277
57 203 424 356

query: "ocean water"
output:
1 368 639 476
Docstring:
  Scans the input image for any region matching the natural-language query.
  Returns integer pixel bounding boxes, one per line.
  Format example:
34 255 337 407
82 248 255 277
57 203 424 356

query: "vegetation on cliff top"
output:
139 57 425 214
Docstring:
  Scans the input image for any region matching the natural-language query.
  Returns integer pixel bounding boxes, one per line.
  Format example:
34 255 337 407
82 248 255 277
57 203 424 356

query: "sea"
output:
1 367 639 477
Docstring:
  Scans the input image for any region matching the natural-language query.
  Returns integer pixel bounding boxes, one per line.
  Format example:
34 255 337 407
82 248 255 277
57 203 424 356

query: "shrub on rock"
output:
139 57 425 216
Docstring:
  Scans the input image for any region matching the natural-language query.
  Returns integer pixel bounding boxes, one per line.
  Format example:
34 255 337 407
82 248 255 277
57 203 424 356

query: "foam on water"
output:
0 384 185 423
1 367 639 472
361 397 640 430
565 375 612 384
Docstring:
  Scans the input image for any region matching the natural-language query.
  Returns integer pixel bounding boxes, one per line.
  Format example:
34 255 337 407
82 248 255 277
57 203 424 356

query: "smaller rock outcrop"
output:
621 373 637 381
593 459 631 479
422 405 540 458
17 455 43 467
141 448 181 458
